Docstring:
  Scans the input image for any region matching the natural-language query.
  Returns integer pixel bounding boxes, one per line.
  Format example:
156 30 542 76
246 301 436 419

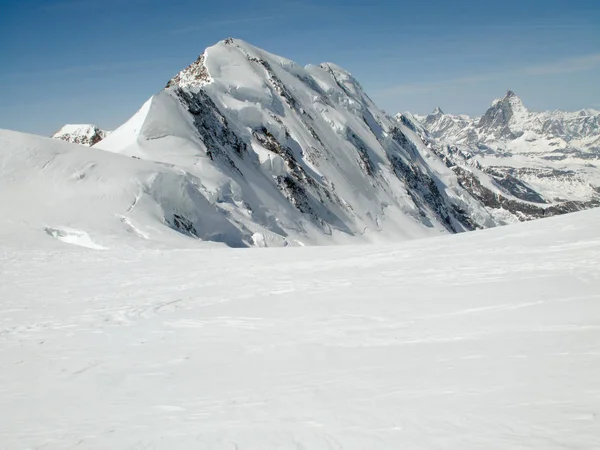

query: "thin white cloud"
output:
374 53 600 97
39 0 98 10
1 58 182 79
172 16 282 35
523 53 600 75
39 0 152 11
372 74 503 97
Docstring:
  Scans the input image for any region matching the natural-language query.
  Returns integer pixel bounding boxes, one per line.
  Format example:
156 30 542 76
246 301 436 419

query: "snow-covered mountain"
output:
401 92 600 221
1 37 492 249
3 38 600 450
413 91 600 153
88 38 505 246
2 39 598 248
52 124 109 146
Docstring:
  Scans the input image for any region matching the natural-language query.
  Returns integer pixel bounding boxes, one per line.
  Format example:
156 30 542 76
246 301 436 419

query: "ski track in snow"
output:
1 209 600 449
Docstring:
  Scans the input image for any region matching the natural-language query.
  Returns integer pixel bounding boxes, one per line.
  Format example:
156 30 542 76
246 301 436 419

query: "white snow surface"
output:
0 128 248 249
1 207 599 449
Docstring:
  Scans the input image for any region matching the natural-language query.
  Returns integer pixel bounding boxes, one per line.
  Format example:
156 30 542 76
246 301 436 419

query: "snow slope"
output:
1 208 599 449
1 126 463 248
0 129 251 249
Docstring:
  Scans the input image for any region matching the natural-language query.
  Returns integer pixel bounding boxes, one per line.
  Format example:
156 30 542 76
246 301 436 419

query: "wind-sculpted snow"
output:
1 208 599 449
0 129 252 249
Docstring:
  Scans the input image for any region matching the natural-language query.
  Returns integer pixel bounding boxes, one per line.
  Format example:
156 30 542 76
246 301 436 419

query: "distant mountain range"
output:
410 91 599 153
397 91 600 222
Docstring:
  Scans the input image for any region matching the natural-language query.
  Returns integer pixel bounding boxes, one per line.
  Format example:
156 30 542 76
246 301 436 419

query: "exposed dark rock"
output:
174 88 246 171
166 53 210 88
452 166 599 220
170 214 198 237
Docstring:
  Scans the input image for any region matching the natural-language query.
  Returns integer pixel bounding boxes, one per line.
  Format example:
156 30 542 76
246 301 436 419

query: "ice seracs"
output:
0 128 249 249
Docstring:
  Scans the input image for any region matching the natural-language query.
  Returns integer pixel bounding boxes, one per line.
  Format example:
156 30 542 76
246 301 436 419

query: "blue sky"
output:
1 0 599 135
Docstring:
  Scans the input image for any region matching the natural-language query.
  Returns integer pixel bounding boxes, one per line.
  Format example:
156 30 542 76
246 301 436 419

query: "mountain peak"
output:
165 51 210 89
52 124 108 146
432 107 444 115
487 90 527 117
166 38 297 90
502 90 526 108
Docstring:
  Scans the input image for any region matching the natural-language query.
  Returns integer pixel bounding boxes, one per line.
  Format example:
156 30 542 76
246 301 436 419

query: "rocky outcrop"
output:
52 124 108 146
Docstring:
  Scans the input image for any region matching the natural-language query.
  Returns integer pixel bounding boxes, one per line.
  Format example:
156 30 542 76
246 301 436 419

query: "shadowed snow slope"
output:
1 208 599 448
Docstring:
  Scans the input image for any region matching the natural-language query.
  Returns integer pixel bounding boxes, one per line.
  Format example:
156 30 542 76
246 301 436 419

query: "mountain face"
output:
401 93 600 222
89 38 506 247
52 124 109 146
477 91 528 140
4 40 598 248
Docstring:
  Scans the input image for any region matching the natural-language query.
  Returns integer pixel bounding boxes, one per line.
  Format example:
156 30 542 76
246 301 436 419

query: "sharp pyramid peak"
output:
502 90 525 106
218 37 256 50
489 90 526 110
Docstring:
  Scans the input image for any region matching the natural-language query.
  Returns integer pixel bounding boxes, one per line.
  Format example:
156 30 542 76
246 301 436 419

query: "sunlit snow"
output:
1 207 599 449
